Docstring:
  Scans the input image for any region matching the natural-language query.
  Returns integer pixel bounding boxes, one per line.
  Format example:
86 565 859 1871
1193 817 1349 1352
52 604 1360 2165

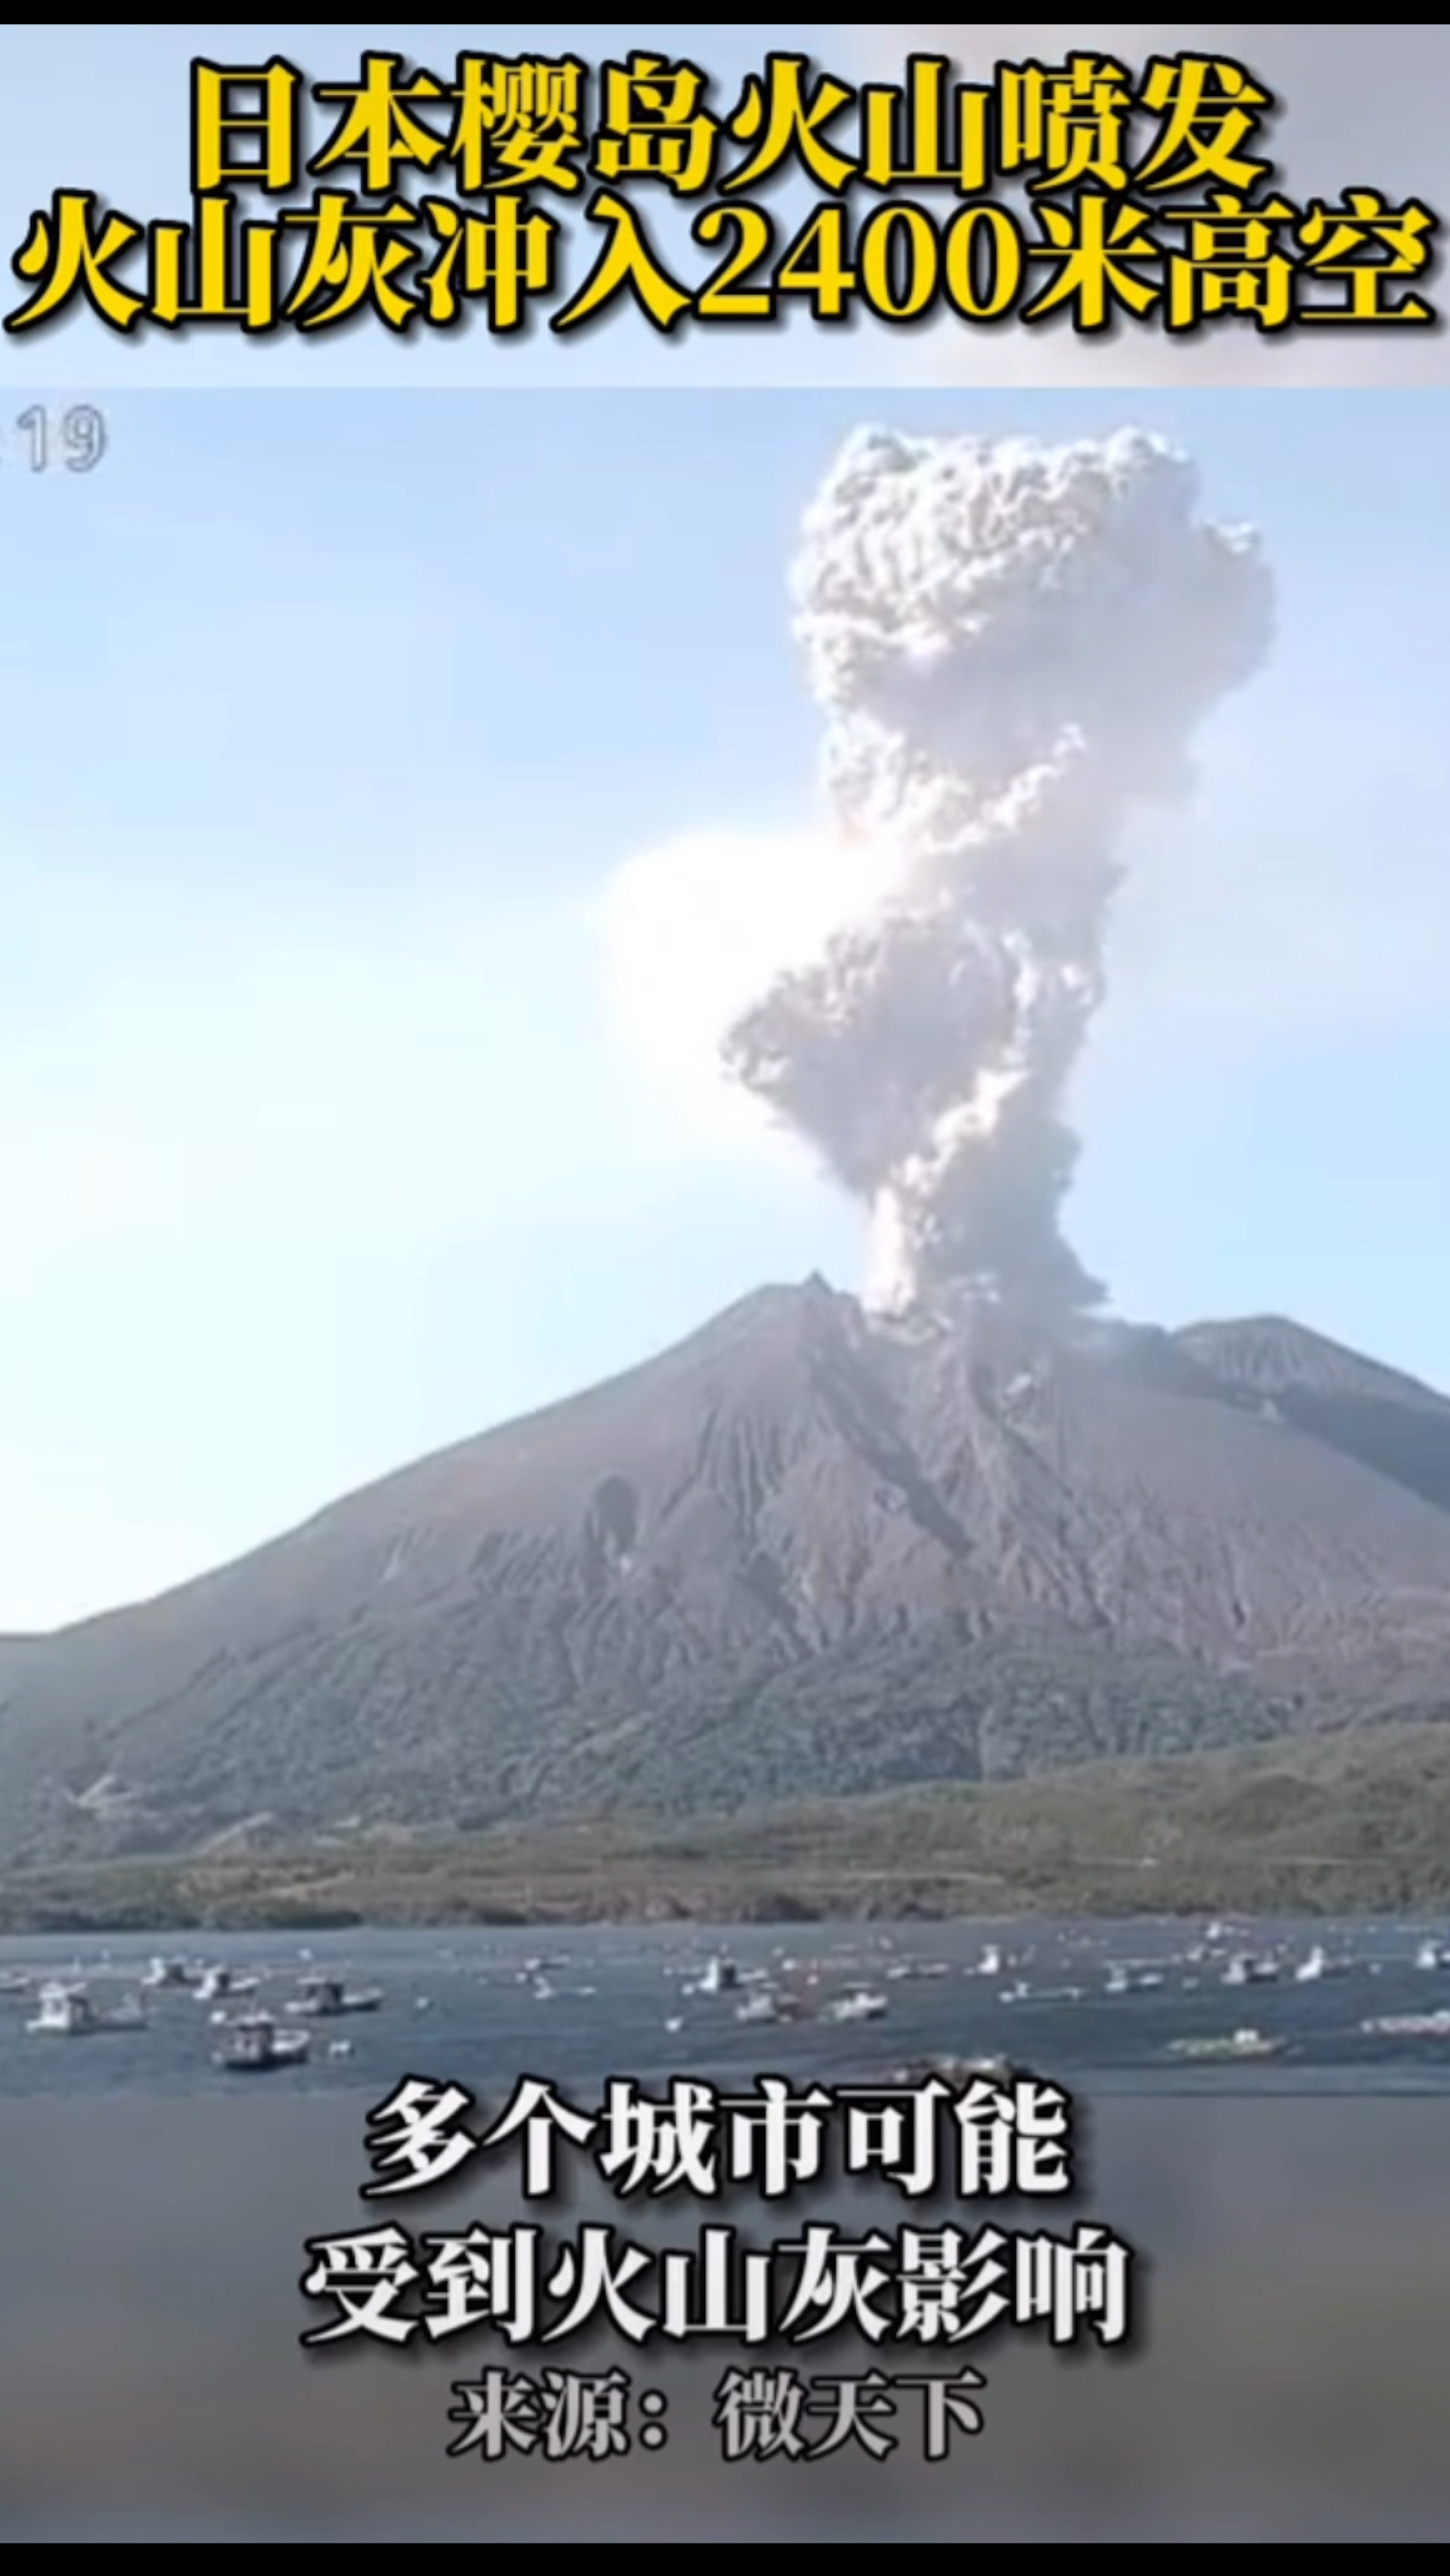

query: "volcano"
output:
4 1280 1450 1864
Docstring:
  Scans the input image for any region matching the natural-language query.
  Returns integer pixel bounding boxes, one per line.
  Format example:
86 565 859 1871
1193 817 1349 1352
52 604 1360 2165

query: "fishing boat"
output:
283 1973 383 2018
25 1981 147 2035
1106 1964 1164 1995
735 1990 783 2023
141 1956 198 1989
195 1964 259 2003
1293 1943 1350 1982
213 2012 311 2071
893 2054 1029 2087
518 1956 567 1978
735 1987 806 2024
1222 1952 1279 1987
819 1988 888 2023
1165 2027 1285 2061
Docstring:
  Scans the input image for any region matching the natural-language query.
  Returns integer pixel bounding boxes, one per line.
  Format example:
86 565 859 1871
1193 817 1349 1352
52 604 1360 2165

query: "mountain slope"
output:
4 1280 1450 1864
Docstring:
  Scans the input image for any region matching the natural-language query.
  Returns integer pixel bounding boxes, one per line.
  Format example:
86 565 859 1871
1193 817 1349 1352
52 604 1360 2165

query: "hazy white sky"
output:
2 386 1447 1632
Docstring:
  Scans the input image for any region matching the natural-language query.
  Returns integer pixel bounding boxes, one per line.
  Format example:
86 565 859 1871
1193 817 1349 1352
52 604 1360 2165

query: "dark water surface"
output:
5 1912 1450 2098
6 1915 1450 2539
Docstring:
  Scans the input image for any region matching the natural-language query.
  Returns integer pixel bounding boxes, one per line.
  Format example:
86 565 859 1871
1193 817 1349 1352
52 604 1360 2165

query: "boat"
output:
213 2012 311 2071
1222 1952 1279 1987
140 1956 198 1989
1293 1944 1349 1982
697 1956 739 1996
734 1988 805 2024
1164 2027 1285 2060
283 1973 383 2018
1106 1964 1164 1995
195 1964 259 2003
0 1971 31 1996
1361 2011 1450 2037
25 1981 148 2035
1414 1940 1450 1971
735 1991 783 2024
976 1945 1002 1977
819 1989 888 2023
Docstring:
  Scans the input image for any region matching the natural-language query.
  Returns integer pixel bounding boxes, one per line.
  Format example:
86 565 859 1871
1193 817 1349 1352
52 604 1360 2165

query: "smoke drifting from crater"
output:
721 424 1274 1318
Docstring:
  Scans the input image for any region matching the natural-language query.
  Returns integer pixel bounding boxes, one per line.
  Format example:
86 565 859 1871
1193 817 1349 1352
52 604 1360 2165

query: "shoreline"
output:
2 1871 1447 1941
6 1718 1450 1937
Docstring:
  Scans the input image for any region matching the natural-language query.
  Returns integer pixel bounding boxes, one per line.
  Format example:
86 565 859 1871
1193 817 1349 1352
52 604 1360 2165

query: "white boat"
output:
1165 2027 1285 2061
195 1964 259 2002
26 1981 147 2035
894 2053 1028 2086
976 1945 1002 1977
140 1956 198 1989
1414 1940 1450 1971
1361 2011 1450 2037
697 1956 739 1996
1106 1964 1165 1995
283 1974 383 2018
1223 1952 1279 1987
734 1988 805 2024
0 1971 31 1995
213 2012 311 2071
735 1991 782 2024
1294 1944 1349 1982
819 1989 888 2023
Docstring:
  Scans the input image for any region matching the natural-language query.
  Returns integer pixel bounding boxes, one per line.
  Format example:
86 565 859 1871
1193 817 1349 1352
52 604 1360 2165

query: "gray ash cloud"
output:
722 424 1273 1317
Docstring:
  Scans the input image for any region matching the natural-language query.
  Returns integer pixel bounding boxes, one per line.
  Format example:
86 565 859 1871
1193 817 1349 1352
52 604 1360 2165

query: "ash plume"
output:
721 424 1274 1319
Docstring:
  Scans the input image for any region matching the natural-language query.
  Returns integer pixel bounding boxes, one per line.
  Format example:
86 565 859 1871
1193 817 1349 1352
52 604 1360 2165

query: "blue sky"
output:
3 384 1448 1628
